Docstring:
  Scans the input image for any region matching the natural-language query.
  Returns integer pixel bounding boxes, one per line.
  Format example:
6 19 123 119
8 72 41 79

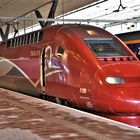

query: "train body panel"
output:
0 24 140 127
94 61 140 112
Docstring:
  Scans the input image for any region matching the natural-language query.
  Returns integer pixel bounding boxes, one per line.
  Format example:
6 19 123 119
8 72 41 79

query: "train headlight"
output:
105 77 125 84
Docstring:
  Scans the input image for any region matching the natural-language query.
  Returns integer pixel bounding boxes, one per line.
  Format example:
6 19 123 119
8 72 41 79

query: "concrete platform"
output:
0 88 140 140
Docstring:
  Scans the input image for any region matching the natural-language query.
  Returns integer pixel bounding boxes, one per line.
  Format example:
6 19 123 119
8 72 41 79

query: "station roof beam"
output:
35 0 58 28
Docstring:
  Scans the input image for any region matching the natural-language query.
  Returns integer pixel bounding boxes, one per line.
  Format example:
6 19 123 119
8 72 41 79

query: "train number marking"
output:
30 50 41 57
80 88 87 94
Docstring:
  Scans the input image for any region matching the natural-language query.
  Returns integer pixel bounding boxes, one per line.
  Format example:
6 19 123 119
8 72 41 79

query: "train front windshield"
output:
84 38 127 57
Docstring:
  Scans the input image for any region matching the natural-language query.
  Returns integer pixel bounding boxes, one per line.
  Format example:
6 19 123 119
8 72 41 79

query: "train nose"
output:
109 86 140 114
100 62 140 114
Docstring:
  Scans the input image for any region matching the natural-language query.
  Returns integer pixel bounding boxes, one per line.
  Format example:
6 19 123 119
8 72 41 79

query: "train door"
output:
66 51 93 109
40 47 45 94
40 45 52 89
40 45 54 95
79 65 93 109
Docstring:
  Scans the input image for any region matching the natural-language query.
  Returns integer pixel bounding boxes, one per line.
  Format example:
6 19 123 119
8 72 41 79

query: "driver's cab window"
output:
56 46 65 57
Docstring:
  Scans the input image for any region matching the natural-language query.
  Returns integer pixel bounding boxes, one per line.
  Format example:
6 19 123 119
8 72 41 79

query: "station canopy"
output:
0 0 96 32
1 0 140 35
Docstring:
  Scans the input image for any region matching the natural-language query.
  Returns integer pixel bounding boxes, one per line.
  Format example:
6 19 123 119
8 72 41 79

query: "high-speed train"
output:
0 24 140 127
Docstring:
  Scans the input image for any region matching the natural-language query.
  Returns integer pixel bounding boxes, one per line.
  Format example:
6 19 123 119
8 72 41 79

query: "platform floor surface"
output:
0 88 140 140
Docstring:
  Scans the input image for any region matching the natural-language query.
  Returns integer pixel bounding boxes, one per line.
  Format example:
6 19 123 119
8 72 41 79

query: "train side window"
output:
17 38 19 46
30 34 34 44
7 40 10 47
28 35 31 44
19 37 23 46
34 32 38 43
20 36 24 46
24 35 27 45
19 37 21 46
26 35 29 44
7 39 14 48
14 39 17 47
11 39 14 47
56 46 65 57
13 39 17 47
38 31 43 41
15 38 19 47
22 36 26 45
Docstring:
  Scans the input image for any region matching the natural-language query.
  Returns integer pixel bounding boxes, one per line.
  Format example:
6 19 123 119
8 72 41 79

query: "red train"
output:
0 24 140 127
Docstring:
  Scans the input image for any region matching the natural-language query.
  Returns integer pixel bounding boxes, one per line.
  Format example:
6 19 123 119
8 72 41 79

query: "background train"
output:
117 31 140 59
0 24 140 127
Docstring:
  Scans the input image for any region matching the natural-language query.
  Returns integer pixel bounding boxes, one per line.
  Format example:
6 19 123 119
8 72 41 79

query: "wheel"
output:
55 97 63 104
55 97 70 106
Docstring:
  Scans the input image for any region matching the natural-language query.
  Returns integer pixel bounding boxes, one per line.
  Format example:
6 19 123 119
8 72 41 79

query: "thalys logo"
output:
44 46 63 77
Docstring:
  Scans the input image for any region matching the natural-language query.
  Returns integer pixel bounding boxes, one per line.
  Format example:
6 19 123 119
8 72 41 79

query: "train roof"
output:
1 24 113 45
45 24 113 38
